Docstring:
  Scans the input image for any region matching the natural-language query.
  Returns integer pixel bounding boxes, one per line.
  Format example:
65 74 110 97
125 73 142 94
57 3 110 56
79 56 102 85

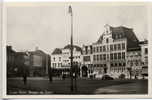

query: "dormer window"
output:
106 38 109 43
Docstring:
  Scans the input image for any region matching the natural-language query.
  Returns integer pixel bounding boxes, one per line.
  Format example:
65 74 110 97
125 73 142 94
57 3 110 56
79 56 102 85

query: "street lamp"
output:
69 5 74 92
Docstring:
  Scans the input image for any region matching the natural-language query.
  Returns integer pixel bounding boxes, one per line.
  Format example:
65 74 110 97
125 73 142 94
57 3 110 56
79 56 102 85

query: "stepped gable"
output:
96 25 140 50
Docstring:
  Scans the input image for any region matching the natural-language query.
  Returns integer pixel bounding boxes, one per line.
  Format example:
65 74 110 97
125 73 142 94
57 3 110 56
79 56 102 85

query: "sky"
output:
6 2 148 54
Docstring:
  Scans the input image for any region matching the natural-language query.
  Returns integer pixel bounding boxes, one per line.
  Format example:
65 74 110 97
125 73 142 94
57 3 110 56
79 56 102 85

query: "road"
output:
7 77 148 94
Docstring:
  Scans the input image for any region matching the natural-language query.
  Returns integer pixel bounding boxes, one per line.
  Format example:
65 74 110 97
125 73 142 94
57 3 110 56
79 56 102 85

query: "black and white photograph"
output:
4 1 150 96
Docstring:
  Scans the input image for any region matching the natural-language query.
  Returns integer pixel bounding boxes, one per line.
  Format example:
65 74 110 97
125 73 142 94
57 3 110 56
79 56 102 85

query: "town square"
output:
6 3 148 94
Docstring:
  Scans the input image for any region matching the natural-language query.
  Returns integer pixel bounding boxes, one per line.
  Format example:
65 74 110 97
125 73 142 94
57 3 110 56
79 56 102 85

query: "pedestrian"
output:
48 55 52 83
22 67 27 85
23 73 27 85
62 74 65 80
49 71 52 82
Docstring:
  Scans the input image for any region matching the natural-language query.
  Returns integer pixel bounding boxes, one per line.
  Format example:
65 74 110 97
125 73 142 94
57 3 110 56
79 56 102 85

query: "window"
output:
59 57 61 61
53 57 55 61
93 47 95 53
118 53 121 59
93 55 96 61
96 47 99 52
103 46 106 52
114 53 117 59
103 54 106 60
118 44 121 50
119 63 122 66
119 34 122 38
100 46 102 52
135 60 138 66
115 63 117 67
115 35 118 39
114 44 117 51
58 63 60 67
145 48 148 54
90 46 93 54
106 38 109 43
97 55 99 61
122 43 125 50
111 63 113 67
107 45 109 51
85 46 88 54
100 54 102 61
110 53 113 60
110 45 113 51
123 62 126 66
107 54 109 60
122 52 125 59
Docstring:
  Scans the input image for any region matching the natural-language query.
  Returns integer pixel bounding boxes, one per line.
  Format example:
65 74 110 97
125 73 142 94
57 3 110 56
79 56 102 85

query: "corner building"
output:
82 24 140 78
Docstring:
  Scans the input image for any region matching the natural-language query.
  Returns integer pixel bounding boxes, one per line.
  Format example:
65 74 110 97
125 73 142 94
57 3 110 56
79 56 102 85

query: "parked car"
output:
119 74 126 79
101 75 114 80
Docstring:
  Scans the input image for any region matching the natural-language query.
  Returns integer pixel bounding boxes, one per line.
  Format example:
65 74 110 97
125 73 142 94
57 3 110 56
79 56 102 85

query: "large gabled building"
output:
82 24 141 78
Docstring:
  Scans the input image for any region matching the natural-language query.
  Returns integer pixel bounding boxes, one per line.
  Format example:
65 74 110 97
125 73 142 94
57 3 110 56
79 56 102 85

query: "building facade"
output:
51 48 62 68
51 44 82 76
140 40 148 78
7 46 17 77
126 47 142 79
82 45 93 77
28 48 50 77
82 24 141 79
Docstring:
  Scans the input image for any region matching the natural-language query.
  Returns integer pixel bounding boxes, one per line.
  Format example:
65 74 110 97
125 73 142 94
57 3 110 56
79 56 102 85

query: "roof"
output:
29 49 47 56
96 35 103 44
64 44 82 52
96 25 140 49
52 48 62 55
7 45 16 53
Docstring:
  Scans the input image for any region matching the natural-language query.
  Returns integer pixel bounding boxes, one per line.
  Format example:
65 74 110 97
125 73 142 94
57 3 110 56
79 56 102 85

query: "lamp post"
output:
69 5 74 92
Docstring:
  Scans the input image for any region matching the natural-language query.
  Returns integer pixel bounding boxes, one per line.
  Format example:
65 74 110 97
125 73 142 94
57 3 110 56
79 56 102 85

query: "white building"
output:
62 44 82 67
82 24 140 79
51 44 82 76
51 48 62 68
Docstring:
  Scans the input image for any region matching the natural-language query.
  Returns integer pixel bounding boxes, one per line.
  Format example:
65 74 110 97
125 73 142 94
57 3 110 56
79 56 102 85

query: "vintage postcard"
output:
1 1 152 98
